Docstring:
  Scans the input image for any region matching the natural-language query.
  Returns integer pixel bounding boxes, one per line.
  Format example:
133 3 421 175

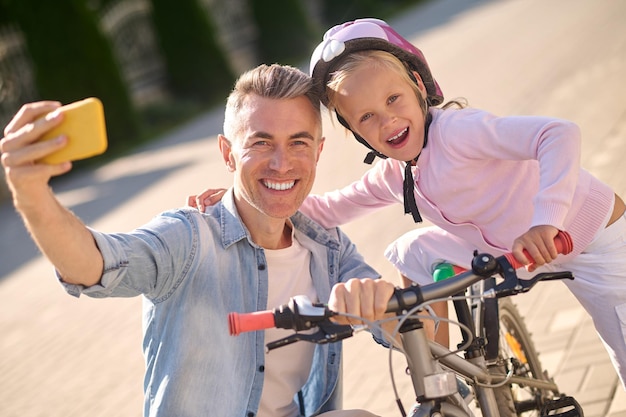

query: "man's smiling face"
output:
220 94 324 222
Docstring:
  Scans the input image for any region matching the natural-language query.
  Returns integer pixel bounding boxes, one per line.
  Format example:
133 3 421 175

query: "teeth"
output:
264 180 295 191
388 128 408 142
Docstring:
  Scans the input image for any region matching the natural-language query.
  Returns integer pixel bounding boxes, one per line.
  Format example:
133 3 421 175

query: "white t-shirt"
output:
257 236 317 417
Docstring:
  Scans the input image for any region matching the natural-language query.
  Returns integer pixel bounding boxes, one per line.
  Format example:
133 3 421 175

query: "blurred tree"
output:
0 2 9 25
320 0 424 26
248 0 317 65
149 0 235 103
1 0 141 155
320 0 380 25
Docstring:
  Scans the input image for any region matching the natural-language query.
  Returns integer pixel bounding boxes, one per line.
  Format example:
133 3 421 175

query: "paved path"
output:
1 0 625 416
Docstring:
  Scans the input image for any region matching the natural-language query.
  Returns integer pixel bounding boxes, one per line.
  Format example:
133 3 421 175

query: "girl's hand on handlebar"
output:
511 225 560 272
186 187 227 212
328 278 396 326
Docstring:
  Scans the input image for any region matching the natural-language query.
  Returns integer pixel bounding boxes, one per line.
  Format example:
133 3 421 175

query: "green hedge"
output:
320 0 425 26
150 0 235 104
248 0 318 65
2 0 140 156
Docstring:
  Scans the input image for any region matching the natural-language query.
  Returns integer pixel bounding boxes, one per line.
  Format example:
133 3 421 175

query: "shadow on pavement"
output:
0 162 191 280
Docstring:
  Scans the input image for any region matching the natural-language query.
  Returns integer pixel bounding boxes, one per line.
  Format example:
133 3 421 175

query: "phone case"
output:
38 97 108 164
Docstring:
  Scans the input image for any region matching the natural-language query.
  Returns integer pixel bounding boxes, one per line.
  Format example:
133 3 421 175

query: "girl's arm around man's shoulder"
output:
301 159 404 228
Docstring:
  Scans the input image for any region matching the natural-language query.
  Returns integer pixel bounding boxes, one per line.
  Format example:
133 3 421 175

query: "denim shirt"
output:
62 189 379 417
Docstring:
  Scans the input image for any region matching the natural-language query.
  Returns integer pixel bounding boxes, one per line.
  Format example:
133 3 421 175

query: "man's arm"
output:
1 101 103 286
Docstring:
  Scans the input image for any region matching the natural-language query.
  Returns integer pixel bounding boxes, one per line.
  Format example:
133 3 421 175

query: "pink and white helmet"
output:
309 18 443 107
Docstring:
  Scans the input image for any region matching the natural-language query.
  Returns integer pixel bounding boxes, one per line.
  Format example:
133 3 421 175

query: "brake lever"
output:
490 257 574 298
515 271 574 293
266 322 354 351
489 257 524 298
532 271 575 282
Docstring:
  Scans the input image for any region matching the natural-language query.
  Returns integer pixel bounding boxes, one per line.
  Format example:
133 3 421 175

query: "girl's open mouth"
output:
386 127 409 147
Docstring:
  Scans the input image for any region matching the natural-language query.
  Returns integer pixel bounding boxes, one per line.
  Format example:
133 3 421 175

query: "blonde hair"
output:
223 64 322 139
326 50 466 119
326 50 429 117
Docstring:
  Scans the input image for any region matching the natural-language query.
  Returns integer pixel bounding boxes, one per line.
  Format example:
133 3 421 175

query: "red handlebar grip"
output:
228 311 275 336
504 231 573 270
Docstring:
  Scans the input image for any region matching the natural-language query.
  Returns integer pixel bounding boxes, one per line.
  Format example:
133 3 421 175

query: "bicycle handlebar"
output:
228 294 332 336
228 310 275 336
228 231 573 337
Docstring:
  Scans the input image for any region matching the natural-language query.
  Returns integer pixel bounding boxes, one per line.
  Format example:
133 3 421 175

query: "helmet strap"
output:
403 112 432 223
335 108 432 224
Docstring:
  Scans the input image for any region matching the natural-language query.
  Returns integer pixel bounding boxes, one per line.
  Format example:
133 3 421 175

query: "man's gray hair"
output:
223 64 321 139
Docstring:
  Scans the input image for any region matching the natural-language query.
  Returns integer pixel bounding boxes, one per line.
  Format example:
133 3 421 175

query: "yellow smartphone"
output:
37 97 108 164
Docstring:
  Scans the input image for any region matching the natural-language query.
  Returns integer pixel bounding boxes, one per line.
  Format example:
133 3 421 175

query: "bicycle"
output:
228 231 584 417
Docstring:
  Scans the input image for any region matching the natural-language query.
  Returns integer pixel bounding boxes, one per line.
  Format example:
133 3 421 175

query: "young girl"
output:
191 18 626 387
299 18 626 387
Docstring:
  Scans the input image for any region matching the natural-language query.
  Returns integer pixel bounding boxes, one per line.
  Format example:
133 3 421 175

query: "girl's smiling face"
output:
330 56 428 162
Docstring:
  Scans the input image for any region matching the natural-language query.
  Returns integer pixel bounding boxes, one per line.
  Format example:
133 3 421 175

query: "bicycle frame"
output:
387 249 572 416
398 313 560 417
228 231 582 417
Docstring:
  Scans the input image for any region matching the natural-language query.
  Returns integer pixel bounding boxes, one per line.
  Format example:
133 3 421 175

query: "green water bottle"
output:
433 262 456 282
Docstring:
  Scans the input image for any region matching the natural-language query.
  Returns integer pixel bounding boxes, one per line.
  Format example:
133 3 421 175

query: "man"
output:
0 64 394 417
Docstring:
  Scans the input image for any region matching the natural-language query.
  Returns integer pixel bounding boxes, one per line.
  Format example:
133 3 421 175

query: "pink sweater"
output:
301 107 614 258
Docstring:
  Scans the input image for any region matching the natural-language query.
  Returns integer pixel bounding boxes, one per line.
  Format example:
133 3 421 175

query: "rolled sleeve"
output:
57 210 199 300
58 228 137 298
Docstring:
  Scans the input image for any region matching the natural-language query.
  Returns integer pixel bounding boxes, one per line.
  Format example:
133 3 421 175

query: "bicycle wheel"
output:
490 298 558 417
